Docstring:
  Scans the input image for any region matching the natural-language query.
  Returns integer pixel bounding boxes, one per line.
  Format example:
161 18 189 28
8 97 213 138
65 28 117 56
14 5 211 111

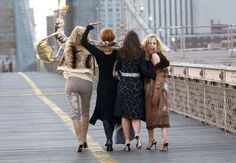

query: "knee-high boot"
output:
103 119 115 152
81 115 89 148
72 118 83 152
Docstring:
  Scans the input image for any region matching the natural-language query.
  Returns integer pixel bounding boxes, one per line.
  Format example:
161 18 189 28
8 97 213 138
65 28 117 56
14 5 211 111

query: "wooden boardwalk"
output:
0 72 235 163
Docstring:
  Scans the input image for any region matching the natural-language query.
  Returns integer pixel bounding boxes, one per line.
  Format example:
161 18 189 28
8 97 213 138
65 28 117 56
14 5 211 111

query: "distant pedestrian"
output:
1 61 5 72
5 58 10 72
9 61 13 72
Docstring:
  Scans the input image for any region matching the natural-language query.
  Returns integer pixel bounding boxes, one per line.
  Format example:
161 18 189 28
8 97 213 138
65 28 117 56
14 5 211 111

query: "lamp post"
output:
140 5 144 12
120 0 126 42
148 16 153 33
96 7 100 41
171 37 177 51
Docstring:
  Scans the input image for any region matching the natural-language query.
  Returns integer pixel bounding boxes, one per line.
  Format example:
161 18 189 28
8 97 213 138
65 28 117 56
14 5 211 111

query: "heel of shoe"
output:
124 143 131 152
105 139 113 152
77 144 84 152
106 144 113 152
83 142 88 149
164 142 168 151
135 136 142 150
146 140 157 150
160 140 168 152
106 141 113 152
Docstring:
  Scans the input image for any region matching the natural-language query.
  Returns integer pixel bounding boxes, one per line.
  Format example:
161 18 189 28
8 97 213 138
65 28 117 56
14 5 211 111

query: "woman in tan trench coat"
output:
143 34 170 151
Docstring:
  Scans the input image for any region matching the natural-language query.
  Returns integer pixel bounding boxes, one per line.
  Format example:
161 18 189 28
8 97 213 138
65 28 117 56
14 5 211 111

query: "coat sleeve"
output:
81 25 104 64
154 53 170 69
140 55 156 80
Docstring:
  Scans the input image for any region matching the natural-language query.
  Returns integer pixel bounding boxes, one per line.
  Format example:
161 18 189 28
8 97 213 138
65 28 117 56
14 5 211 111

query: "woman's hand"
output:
151 53 160 65
89 21 101 26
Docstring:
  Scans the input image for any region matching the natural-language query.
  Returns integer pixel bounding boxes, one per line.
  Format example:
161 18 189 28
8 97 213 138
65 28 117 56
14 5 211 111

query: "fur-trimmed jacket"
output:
57 26 95 74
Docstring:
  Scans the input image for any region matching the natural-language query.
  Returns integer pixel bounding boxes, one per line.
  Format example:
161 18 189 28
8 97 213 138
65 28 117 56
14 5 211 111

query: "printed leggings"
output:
65 77 93 118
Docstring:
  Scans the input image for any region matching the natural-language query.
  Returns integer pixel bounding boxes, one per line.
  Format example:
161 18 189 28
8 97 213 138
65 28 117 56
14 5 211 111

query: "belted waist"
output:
121 72 140 77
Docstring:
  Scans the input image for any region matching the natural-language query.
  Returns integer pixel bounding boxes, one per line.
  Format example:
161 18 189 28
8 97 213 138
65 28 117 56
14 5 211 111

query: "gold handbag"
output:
35 5 69 63
35 32 66 63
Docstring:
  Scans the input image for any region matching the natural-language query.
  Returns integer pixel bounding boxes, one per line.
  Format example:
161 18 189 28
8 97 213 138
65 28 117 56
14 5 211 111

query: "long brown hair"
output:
119 30 143 60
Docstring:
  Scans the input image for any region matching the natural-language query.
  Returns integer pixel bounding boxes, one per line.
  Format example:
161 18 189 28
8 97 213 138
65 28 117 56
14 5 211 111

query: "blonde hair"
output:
142 34 165 59
69 26 86 44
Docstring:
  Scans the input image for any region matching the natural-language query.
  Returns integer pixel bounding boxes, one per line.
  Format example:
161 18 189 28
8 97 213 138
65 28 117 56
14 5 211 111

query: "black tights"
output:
103 119 116 144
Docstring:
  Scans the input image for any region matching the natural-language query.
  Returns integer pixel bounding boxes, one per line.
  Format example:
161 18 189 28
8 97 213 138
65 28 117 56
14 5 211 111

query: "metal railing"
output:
167 63 236 134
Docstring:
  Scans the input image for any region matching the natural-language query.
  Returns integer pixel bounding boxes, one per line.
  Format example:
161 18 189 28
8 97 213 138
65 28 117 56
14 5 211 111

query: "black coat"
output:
81 25 119 125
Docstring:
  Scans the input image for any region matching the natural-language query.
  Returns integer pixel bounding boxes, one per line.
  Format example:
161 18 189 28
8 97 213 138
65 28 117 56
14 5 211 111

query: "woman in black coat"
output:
81 23 119 151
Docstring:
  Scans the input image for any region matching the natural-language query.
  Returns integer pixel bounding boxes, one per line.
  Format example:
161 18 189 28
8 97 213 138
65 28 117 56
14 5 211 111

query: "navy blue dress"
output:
114 54 155 121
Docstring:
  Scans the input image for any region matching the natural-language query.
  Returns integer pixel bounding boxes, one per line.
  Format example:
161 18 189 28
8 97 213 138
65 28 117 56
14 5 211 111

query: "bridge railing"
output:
167 63 236 134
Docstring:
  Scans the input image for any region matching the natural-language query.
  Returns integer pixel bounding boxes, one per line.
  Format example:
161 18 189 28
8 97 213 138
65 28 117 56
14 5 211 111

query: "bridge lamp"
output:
140 5 144 12
149 16 153 21
171 37 176 42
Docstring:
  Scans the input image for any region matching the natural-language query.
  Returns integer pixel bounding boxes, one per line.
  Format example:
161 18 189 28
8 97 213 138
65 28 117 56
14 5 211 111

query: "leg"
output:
72 117 82 145
132 119 142 149
161 127 167 142
160 127 168 151
146 129 157 150
131 119 141 137
122 117 131 151
122 117 130 144
72 117 84 152
79 81 93 148
147 129 154 144
66 90 83 152
103 119 115 151
81 115 89 147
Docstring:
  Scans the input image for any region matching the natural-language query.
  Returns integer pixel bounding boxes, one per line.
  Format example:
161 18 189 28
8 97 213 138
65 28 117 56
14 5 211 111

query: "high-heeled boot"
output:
72 118 83 152
81 116 89 149
105 138 113 151
103 120 115 152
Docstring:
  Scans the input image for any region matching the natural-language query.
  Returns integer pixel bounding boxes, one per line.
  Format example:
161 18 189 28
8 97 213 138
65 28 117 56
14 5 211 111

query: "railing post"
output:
230 24 234 57
223 89 227 131
203 85 206 123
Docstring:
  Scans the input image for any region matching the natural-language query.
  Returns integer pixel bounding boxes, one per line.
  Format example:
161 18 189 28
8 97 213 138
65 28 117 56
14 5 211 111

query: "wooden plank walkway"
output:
0 72 235 163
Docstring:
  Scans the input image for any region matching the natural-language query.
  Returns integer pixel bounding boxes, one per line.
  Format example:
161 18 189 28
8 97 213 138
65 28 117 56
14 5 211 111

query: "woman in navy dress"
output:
114 30 155 151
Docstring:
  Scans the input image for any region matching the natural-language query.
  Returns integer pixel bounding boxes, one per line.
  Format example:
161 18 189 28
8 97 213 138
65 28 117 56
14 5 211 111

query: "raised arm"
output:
81 25 104 61
54 5 69 48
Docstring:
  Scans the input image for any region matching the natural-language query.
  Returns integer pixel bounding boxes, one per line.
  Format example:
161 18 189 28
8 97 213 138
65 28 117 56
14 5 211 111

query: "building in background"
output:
2 0 236 72
64 0 98 40
122 0 236 50
50 0 236 44
0 0 36 72
0 0 16 71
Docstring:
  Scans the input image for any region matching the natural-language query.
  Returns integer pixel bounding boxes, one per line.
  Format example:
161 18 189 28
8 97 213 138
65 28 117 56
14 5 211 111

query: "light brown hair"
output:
100 28 115 42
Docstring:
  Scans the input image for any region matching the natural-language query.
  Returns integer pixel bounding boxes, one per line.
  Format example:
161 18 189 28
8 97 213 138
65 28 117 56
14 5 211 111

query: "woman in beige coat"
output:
57 26 95 152
143 34 170 151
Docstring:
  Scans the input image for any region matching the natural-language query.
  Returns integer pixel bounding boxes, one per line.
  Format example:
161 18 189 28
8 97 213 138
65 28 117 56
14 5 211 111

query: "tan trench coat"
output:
145 65 170 129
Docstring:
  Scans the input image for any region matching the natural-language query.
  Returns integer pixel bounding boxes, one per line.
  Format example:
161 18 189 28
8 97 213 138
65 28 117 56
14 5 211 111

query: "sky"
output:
29 0 65 40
